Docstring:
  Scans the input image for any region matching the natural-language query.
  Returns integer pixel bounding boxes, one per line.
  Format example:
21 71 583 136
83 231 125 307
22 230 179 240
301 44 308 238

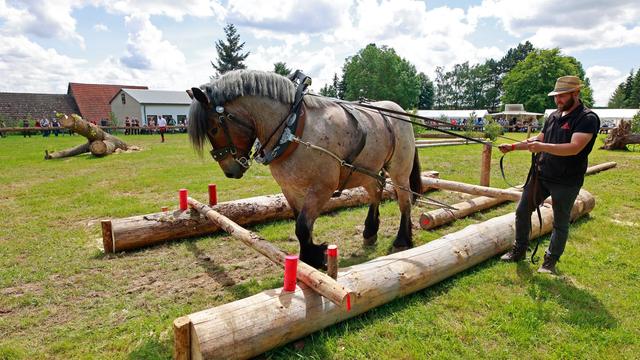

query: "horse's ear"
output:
186 89 194 99
191 87 209 106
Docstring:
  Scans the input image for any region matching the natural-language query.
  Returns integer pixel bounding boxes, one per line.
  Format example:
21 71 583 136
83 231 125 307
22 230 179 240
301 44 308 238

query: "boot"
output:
500 242 528 262
537 253 558 274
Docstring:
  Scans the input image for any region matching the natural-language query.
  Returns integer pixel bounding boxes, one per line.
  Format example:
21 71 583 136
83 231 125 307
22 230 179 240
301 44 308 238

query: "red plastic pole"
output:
179 189 188 211
208 184 218 206
283 255 299 291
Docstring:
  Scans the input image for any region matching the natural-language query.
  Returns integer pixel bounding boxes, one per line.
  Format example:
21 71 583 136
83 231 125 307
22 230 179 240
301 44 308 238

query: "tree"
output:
607 69 640 108
273 62 291 77
212 24 250 77
502 48 594 114
319 73 340 98
342 44 420 109
417 72 434 109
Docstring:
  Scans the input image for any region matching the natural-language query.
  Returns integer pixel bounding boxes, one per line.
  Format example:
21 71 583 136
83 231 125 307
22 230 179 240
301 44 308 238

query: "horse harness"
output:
206 106 255 170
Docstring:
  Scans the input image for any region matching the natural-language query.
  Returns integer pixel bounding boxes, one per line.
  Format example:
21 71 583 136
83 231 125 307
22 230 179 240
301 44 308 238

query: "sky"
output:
1 0 639 107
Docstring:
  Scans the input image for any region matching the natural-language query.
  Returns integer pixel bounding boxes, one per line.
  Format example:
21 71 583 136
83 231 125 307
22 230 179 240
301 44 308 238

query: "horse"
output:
187 70 421 269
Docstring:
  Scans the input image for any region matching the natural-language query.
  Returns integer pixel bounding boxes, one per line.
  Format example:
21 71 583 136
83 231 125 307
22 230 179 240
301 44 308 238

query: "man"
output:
498 75 600 274
157 115 167 142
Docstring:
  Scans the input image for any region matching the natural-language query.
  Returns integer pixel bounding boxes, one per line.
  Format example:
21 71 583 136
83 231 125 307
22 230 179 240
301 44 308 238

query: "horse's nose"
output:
224 171 243 179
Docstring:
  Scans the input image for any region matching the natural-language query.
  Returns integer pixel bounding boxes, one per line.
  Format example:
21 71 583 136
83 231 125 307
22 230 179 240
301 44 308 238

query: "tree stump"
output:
600 119 640 150
45 114 137 159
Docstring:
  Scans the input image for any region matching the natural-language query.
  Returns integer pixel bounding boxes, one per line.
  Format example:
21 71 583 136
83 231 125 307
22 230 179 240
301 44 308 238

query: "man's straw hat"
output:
548 75 583 96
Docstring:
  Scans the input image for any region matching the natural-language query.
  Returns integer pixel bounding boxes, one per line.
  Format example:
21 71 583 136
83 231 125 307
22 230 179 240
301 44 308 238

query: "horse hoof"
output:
363 234 377 247
391 246 409 253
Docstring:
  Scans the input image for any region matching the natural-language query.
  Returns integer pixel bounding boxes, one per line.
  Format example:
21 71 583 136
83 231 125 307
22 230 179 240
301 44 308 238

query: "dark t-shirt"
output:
538 102 600 186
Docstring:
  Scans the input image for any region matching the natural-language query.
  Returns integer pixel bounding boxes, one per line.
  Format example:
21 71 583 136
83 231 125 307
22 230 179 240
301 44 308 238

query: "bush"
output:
631 111 640 134
483 115 503 142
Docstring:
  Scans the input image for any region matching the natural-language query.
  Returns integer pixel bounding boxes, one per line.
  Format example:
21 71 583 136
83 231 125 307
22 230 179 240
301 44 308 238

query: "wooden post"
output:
187 197 353 308
101 220 114 254
480 143 492 187
177 191 595 360
173 316 191 360
326 245 338 280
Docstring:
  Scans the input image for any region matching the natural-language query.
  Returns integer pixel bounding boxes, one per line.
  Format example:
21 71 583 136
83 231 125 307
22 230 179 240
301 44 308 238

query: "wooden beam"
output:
480 143 491 187
176 190 595 360
187 197 353 308
420 176 522 200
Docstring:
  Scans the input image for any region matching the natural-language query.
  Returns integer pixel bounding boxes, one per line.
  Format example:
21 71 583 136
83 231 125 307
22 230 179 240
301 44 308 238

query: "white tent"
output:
417 109 488 124
544 108 639 127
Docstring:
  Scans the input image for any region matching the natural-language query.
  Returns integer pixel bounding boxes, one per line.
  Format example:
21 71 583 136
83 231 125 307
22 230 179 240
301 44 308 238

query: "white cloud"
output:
99 0 226 21
0 34 86 93
586 65 626 106
93 23 109 32
0 0 85 48
120 14 186 71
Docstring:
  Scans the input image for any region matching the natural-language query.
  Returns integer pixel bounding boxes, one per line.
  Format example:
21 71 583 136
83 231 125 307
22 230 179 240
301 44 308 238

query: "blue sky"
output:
1 0 639 107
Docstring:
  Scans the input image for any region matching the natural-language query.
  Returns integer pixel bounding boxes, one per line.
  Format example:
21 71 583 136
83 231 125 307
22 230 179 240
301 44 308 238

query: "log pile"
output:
45 114 138 159
600 119 640 150
174 190 596 360
102 171 440 253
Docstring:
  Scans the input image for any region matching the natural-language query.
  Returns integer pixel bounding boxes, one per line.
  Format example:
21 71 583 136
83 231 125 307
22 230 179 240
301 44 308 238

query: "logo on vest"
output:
560 122 570 130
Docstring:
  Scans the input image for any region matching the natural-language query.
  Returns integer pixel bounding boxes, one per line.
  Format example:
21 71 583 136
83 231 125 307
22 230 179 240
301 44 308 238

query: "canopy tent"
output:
490 104 542 125
544 108 639 127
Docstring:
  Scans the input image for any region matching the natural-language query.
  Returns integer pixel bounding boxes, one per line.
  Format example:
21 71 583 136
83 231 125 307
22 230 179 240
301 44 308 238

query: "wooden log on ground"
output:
600 120 640 150
420 162 616 230
187 197 353 308
104 171 440 253
175 190 595 360
45 114 134 159
44 142 91 160
420 176 523 200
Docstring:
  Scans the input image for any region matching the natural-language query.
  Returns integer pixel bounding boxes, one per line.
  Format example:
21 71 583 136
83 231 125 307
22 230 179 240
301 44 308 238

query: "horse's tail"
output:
187 100 210 156
409 148 421 204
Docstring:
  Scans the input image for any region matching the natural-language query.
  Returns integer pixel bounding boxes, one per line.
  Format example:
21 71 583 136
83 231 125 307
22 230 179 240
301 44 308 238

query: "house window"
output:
121 93 126 104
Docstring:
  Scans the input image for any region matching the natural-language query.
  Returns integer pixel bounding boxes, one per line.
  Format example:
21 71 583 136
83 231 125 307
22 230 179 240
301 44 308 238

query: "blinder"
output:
204 104 254 170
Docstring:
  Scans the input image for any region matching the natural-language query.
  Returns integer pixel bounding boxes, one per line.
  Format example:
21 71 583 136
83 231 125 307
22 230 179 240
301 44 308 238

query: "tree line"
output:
608 69 640 108
213 25 596 113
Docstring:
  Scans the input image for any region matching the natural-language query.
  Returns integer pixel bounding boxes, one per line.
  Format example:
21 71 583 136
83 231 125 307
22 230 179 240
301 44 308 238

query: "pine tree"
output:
212 24 250 77
273 62 291 76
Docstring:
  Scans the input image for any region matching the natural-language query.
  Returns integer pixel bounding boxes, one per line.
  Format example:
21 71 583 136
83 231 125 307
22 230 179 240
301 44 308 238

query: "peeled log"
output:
175 190 595 360
188 197 353 308
44 142 91 160
420 162 616 230
420 176 523 200
103 171 439 253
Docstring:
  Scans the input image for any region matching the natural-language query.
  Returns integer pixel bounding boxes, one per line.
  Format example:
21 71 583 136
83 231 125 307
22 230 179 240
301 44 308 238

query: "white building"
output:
110 89 192 126
544 108 639 127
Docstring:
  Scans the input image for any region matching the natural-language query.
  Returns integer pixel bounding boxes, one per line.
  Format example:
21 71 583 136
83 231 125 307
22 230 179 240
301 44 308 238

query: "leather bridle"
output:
205 104 256 170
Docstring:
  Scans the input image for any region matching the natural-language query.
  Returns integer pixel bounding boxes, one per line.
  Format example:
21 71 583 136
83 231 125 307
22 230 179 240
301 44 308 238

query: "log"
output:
420 176 523 200
187 197 353 308
420 162 616 230
103 171 440 253
600 119 640 150
175 190 595 360
45 114 133 159
44 142 91 160
480 143 491 186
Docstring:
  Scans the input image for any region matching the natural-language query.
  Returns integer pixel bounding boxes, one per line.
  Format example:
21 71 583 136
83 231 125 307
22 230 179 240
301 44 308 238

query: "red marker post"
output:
208 184 217 206
179 189 188 211
327 245 338 280
283 255 299 292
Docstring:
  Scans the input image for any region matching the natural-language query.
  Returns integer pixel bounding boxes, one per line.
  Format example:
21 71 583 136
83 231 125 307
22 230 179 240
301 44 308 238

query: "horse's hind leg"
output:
363 181 382 246
392 186 414 252
295 189 333 269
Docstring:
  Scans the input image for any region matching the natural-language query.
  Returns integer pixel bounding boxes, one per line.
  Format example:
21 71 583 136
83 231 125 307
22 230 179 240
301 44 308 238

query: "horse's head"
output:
187 86 256 179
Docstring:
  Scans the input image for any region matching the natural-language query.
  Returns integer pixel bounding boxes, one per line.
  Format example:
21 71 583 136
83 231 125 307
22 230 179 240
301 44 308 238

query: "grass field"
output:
0 131 639 359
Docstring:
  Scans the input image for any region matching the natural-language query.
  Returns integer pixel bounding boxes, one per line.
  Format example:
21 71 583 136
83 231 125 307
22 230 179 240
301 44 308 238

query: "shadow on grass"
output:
516 262 617 329
185 241 236 288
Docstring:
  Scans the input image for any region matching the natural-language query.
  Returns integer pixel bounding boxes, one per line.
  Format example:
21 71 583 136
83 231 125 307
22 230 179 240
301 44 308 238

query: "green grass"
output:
0 132 638 359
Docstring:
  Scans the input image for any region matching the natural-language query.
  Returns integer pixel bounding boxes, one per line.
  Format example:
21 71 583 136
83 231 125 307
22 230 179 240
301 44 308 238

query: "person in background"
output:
125 116 131 135
157 115 167 142
51 117 60 136
498 75 600 274
23 119 31 137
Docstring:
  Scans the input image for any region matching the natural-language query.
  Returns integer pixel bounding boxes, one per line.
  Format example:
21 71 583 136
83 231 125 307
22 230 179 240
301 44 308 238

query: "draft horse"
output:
188 70 421 269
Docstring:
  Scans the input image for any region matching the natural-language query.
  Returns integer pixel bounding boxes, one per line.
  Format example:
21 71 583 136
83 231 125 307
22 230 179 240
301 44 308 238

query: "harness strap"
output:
334 103 369 196
379 110 396 167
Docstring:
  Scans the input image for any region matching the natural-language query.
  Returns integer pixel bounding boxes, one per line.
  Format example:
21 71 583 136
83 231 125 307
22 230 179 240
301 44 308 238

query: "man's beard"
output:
558 96 575 111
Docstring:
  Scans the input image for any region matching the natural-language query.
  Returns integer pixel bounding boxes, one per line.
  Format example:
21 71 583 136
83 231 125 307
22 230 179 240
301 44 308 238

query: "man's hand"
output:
498 144 515 154
526 140 546 153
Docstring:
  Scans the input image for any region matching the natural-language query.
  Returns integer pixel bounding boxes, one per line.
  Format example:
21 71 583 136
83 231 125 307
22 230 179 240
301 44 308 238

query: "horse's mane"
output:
188 69 334 154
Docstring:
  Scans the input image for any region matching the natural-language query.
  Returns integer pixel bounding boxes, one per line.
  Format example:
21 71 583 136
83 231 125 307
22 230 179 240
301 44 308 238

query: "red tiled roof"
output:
67 83 148 123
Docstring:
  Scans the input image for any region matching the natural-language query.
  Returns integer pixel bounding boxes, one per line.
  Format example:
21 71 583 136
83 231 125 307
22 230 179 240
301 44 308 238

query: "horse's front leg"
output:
363 181 383 246
295 189 333 269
